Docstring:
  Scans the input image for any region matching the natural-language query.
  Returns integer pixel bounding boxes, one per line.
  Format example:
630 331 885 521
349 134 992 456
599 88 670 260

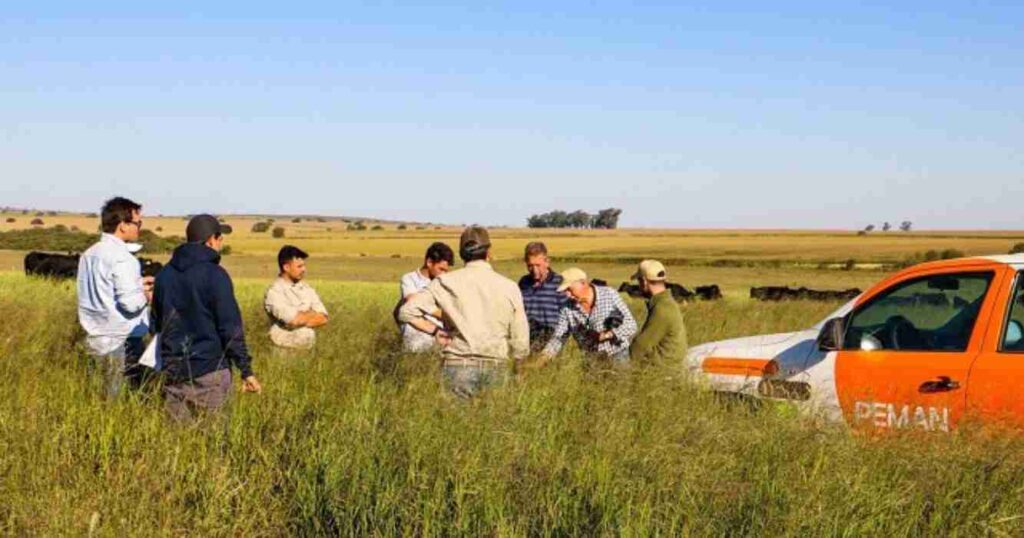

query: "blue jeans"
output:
442 362 510 399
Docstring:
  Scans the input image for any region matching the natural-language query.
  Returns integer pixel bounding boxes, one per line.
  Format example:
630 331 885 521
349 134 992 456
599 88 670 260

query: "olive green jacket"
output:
630 291 687 363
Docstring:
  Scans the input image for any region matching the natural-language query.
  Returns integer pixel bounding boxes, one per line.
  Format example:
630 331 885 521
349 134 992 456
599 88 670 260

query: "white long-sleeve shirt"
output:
76 234 149 355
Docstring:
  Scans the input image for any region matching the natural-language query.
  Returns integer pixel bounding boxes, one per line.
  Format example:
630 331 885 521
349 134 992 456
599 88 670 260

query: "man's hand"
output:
142 276 155 303
241 376 262 394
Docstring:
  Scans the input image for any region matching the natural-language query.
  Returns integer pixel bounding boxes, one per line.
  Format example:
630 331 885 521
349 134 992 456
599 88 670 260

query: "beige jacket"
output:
398 260 529 363
264 277 329 349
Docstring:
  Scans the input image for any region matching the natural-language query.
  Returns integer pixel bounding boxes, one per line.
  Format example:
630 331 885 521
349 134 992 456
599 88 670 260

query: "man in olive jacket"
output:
629 260 687 363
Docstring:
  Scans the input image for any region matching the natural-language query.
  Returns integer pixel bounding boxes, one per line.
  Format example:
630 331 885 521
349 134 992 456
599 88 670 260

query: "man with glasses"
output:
77 196 154 397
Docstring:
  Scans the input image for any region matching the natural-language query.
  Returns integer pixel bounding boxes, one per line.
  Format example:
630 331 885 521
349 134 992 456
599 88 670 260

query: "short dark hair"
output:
100 197 142 234
524 242 548 259
424 242 454 265
278 245 309 272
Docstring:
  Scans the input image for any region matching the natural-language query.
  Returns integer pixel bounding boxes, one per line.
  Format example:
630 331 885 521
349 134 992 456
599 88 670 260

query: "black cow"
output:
750 286 861 302
619 281 723 302
695 284 723 301
25 251 164 280
24 252 79 279
591 278 609 287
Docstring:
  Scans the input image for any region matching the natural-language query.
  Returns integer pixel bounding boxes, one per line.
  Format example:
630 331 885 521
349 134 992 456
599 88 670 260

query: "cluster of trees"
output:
859 221 913 235
527 208 623 229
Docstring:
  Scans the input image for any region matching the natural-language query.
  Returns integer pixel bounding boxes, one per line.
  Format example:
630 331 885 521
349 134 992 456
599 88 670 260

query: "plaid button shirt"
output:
542 285 638 357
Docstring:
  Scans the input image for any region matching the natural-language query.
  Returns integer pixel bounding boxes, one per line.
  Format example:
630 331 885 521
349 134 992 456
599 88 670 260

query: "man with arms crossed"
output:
265 245 329 350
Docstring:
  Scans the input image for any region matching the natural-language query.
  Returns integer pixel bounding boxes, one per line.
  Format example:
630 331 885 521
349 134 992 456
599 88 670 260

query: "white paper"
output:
139 334 161 371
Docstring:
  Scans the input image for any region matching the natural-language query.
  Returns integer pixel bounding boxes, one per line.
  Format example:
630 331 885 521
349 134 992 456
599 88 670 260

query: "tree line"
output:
527 208 623 229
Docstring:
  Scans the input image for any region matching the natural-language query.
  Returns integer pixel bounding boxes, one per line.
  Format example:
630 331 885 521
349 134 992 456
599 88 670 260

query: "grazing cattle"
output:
25 251 164 280
695 284 723 301
24 251 79 279
750 286 861 302
591 278 608 287
619 282 723 302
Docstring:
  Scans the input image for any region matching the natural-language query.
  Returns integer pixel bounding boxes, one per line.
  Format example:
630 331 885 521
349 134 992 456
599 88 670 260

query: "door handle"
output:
918 376 961 394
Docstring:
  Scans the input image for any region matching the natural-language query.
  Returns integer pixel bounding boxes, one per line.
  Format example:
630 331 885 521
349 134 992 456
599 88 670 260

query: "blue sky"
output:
1 2 1021 228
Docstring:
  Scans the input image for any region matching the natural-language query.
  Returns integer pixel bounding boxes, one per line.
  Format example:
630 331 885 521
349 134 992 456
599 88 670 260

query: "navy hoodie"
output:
151 242 254 382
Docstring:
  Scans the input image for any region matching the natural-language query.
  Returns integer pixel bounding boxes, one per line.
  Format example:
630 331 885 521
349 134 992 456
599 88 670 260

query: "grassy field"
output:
4 214 1024 534
3 273 1024 535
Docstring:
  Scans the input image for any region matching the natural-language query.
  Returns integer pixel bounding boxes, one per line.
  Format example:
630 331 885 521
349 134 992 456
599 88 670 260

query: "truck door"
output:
966 267 1024 428
835 269 1001 432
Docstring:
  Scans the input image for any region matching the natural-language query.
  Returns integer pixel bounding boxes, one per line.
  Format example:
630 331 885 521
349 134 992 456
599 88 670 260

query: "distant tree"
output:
568 210 592 229
371 224 384 231
272 226 285 238
53 224 68 233
30 218 44 226
527 214 550 228
47 211 57 216
155 226 163 232
592 208 623 230
251 221 271 233
35 211 44 217
863 224 875 233
316 217 327 223
940 249 963 260
882 222 892 232
291 218 302 224
397 224 408 230
900 221 913 232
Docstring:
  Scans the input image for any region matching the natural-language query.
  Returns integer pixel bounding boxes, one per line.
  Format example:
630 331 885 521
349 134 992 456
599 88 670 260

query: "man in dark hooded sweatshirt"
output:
151 214 262 421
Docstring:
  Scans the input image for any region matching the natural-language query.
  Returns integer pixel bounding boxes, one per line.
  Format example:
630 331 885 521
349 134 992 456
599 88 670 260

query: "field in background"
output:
3 210 1023 297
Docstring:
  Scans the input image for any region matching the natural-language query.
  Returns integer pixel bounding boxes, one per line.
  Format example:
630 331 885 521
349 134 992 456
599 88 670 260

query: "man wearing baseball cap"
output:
541 267 638 363
629 260 687 363
398 225 529 398
151 214 261 422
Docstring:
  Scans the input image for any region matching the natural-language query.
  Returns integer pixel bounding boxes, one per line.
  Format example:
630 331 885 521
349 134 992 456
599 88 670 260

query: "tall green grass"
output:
2 273 1023 535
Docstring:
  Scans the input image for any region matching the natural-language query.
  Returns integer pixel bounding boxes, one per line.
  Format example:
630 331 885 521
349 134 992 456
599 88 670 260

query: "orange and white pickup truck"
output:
686 255 1024 432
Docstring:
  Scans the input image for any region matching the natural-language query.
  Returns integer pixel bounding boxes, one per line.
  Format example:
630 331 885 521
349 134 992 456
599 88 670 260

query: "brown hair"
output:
100 197 142 234
524 241 548 260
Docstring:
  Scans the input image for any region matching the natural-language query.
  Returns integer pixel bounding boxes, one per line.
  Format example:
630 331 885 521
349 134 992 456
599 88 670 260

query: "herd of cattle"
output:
25 251 862 303
24 251 163 280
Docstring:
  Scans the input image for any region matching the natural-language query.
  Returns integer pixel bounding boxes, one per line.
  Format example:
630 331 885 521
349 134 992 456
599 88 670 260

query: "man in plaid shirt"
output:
541 267 638 363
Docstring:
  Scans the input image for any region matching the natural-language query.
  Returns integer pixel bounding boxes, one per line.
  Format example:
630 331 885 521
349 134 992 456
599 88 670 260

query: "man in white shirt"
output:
76 197 154 397
397 242 454 352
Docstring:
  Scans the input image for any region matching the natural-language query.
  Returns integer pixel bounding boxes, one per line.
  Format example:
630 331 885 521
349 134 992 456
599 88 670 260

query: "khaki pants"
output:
163 369 232 422
88 337 144 399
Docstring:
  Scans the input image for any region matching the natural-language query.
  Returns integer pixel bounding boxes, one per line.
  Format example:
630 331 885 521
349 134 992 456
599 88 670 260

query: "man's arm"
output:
398 290 441 334
630 306 668 361
509 291 530 360
211 269 256 384
291 311 329 329
112 257 148 316
609 293 639 344
541 308 572 357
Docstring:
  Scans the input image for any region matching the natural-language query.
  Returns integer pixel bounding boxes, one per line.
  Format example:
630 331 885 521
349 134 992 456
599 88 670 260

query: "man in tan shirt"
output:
398 226 529 397
264 245 329 349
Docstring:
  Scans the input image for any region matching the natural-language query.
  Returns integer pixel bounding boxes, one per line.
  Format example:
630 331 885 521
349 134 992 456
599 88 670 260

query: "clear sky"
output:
1 2 1021 228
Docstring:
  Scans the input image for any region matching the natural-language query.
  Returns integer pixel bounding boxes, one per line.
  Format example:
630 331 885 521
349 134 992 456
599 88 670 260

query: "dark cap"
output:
186 214 233 243
459 225 491 254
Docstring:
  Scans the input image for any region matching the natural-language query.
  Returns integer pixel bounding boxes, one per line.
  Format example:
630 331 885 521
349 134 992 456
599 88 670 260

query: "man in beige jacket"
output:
264 245 329 349
398 226 529 398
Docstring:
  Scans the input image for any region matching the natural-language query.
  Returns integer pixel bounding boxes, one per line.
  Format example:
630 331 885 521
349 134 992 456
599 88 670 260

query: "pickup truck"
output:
685 255 1024 432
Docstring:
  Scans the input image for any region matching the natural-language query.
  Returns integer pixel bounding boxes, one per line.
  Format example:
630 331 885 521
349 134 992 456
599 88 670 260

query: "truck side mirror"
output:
817 318 844 351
